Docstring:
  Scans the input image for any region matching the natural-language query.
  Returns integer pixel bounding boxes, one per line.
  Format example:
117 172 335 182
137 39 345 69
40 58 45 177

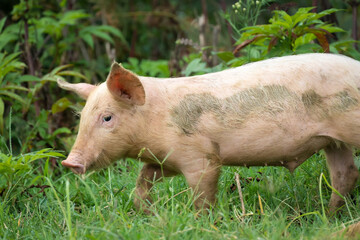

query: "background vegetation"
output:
1 0 360 239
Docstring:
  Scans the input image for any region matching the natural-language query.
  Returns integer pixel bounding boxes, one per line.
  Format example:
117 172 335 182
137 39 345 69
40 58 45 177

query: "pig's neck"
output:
124 77 169 160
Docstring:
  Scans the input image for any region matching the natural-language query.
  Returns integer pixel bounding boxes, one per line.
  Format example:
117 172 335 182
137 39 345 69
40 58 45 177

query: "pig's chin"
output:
61 150 114 174
70 166 85 174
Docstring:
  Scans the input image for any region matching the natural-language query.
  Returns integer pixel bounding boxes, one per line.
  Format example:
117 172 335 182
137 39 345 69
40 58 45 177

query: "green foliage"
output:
0 154 359 239
225 0 270 38
181 52 226 76
9 0 125 70
0 52 27 133
122 58 170 77
0 0 126 153
235 7 345 58
183 58 209 76
1 1 360 238
21 110 71 152
52 97 72 114
0 17 26 132
0 148 64 208
0 148 63 187
80 25 126 49
185 6 360 75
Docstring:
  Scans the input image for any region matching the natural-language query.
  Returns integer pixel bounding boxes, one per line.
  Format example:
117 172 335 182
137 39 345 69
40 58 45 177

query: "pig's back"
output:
162 53 360 98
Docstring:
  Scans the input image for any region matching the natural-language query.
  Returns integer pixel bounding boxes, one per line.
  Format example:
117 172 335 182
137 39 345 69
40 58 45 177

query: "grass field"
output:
1 152 360 239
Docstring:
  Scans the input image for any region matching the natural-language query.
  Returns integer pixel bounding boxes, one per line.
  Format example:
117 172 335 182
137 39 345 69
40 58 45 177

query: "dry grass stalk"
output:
235 172 246 215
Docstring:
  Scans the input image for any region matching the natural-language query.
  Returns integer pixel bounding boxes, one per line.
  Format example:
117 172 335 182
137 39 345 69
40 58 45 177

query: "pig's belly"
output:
221 135 329 168
212 118 331 169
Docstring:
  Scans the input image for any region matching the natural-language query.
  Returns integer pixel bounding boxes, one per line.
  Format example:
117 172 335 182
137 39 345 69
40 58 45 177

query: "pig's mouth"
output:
61 149 112 174
61 160 86 174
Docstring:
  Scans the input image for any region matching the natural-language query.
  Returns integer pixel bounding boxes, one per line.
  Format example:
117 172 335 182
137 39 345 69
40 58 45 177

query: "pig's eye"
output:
103 116 112 122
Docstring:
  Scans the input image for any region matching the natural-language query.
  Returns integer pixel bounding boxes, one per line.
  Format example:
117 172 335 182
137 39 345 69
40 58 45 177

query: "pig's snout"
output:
61 160 85 174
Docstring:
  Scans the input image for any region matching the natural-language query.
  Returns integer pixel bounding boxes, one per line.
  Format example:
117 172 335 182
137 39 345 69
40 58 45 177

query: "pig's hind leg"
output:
134 163 178 214
324 143 359 213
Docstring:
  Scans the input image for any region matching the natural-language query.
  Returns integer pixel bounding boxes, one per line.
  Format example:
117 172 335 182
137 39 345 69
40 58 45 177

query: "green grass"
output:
1 152 360 239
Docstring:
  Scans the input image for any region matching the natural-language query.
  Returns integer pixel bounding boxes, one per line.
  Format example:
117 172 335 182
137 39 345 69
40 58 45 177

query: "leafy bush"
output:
233 7 359 60
0 0 128 154
122 58 170 77
0 148 64 208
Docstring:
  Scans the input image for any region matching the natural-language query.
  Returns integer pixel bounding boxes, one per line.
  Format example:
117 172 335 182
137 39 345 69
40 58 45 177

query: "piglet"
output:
58 53 360 213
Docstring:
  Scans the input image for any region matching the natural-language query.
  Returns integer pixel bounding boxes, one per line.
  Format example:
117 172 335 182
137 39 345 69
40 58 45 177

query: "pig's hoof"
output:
327 205 344 217
134 204 154 215
141 208 154 215
133 198 152 214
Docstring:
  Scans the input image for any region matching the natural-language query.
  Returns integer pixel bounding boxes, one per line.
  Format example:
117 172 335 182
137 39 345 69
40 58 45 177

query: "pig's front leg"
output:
182 159 221 210
134 163 178 213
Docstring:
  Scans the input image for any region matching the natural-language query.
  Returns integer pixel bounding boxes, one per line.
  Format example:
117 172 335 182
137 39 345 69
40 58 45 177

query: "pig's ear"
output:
106 63 145 106
57 79 95 100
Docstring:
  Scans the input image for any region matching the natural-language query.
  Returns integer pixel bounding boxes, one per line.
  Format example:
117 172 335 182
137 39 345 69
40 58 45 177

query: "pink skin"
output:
58 54 360 214
61 159 85 174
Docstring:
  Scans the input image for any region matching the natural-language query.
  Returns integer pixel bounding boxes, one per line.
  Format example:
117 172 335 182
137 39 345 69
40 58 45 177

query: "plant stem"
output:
312 0 318 12
24 15 35 76
350 1 359 50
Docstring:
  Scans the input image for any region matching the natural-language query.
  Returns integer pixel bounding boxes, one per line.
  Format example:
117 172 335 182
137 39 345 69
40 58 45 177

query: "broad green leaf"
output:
320 24 344 33
0 33 18 51
291 7 314 17
59 10 89 26
330 40 358 48
97 25 121 37
28 151 65 162
128 58 139 67
216 51 235 63
17 75 41 82
41 75 59 82
52 97 71 114
32 148 52 154
0 52 23 70
30 175 44 185
0 162 13 174
282 14 292 28
227 57 247 67
79 25 95 34
57 70 88 81
91 30 114 44
50 64 72 75
36 17 61 38
0 90 26 105
80 33 94 49
0 17 6 33
294 33 316 50
271 20 290 29
183 58 208 76
14 163 29 171
317 8 341 18
52 127 71 137
44 158 49 177
98 25 128 46
1 85 29 91
0 152 10 161
293 13 313 26
234 35 267 52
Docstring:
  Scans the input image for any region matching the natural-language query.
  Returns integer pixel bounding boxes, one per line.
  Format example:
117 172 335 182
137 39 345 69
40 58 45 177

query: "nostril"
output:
61 160 85 174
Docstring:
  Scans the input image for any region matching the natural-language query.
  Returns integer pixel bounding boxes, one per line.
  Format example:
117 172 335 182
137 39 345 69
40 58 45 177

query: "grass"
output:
1 152 360 239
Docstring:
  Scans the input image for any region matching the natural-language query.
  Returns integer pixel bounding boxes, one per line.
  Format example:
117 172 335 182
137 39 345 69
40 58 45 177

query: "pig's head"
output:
58 63 145 174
